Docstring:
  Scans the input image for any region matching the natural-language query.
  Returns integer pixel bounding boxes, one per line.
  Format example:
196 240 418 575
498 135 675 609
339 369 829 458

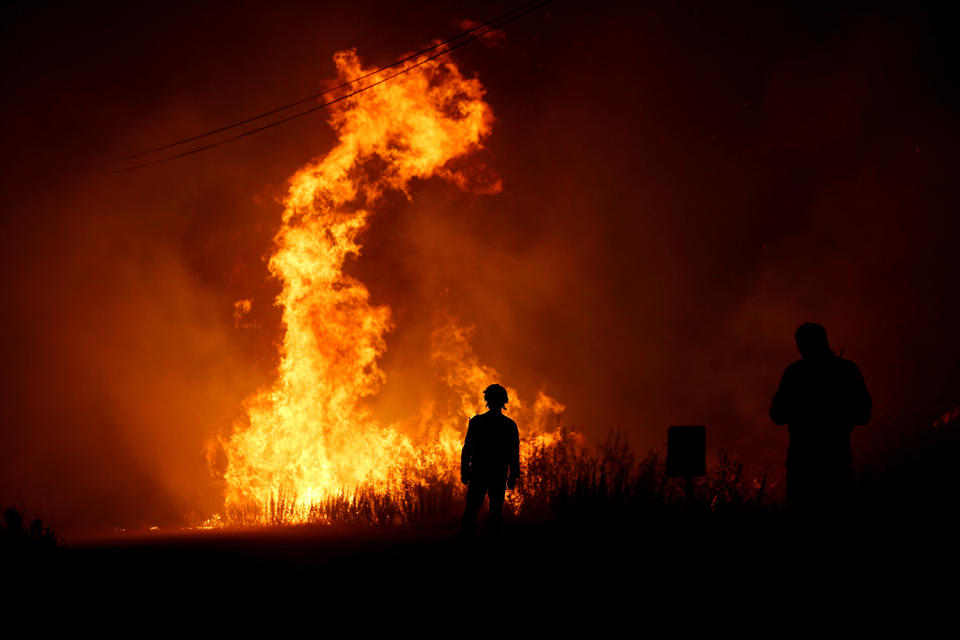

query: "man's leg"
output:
823 462 854 515
486 484 506 538
786 465 813 513
461 482 487 538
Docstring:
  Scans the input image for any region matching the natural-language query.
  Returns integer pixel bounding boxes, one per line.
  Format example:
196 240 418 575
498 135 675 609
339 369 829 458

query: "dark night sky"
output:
1 0 957 529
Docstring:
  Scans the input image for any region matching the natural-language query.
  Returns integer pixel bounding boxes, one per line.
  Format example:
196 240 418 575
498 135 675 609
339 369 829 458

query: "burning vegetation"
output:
214 49 566 525
217 427 765 529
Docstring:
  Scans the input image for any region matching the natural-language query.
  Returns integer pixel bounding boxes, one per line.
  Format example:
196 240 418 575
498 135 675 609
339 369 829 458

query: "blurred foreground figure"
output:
770 323 871 512
461 384 520 537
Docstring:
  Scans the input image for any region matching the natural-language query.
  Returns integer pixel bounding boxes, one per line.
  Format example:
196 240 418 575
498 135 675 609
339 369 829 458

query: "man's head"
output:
483 384 509 411
795 322 831 359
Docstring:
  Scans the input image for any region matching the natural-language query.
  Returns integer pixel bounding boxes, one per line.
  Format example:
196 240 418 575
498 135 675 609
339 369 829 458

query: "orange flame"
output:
220 49 562 520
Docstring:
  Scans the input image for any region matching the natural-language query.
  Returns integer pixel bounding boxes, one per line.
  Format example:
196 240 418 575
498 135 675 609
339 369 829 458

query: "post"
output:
685 474 696 510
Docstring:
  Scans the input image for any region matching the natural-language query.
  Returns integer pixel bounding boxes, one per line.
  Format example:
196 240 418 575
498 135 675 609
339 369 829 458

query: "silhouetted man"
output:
461 384 520 538
770 323 871 512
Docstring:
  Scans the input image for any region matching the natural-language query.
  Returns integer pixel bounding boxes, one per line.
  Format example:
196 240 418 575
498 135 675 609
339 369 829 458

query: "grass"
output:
1 505 58 553
218 428 768 529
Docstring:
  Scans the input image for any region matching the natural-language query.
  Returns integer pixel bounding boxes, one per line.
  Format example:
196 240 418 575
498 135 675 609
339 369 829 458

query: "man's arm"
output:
507 421 520 489
461 420 475 485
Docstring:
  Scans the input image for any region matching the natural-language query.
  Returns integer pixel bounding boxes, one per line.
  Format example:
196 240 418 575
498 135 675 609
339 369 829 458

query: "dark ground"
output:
8 426 960 623
10 512 953 627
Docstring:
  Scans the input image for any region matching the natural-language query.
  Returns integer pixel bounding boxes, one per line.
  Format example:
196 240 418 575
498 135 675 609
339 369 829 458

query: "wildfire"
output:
220 48 562 520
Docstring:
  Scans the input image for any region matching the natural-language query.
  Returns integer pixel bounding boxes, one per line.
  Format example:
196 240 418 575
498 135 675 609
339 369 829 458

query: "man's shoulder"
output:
836 356 862 371
783 360 805 376
835 357 865 381
471 412 517 428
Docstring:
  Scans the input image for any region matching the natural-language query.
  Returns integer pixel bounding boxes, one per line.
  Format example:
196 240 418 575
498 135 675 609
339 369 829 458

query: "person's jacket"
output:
461 412 520 484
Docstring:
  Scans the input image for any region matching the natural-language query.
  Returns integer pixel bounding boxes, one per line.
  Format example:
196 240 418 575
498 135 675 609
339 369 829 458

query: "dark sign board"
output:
666 425 706 478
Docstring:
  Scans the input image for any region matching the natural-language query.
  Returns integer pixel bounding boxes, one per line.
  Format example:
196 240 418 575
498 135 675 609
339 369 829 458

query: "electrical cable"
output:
111 0 551 169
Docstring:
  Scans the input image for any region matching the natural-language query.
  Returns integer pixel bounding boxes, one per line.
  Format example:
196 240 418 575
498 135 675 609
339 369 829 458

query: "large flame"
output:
221 49 562 516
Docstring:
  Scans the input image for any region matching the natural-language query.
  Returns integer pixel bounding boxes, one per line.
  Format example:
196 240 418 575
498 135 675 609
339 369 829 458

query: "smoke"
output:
1 2 957 529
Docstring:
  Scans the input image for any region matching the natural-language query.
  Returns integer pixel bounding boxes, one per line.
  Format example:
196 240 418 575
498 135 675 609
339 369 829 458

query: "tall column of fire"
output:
222 50 497 510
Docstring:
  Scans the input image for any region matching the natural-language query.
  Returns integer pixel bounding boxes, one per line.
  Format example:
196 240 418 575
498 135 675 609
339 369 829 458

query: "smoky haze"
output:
1 1 957 530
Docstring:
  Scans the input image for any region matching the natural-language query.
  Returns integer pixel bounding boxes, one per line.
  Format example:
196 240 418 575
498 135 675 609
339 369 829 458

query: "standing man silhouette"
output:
770 323 872 512
461 384 520 538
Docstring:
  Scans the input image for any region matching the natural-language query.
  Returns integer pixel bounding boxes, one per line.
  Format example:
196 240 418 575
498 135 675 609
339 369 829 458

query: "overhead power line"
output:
111 0 552 173
116 0 545 162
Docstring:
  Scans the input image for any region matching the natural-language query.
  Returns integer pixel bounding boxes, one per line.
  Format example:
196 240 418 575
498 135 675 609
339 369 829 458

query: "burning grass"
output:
214 428 766 529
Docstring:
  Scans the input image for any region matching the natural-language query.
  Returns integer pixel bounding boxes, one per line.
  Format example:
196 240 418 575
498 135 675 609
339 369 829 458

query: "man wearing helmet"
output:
460 383 520 537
